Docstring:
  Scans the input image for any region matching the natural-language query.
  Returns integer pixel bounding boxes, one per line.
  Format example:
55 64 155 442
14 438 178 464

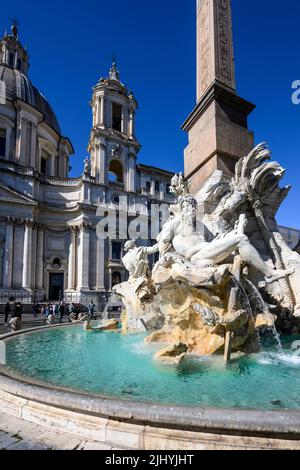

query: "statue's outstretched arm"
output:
144 244 159 255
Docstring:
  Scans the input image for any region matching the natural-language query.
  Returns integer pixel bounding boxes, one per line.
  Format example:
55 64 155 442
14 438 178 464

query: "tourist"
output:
53 303 59 317
32 303 39 318
9 316 22 332
4 302 11 325
14 301 23 319
58 302 65 323
68 302 75 322
4 302 11 323
44 304 50 321
87 301 95 319
47 312 55 325
41 305 46 318
75 304 81 319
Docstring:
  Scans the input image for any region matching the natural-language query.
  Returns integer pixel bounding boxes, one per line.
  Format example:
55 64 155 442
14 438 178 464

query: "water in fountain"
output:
243 279 284 352
102 292 123 320
231 275 262 351
270 326 283 353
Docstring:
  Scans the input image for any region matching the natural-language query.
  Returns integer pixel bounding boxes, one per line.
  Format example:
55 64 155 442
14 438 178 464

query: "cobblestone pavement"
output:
0 412 123 450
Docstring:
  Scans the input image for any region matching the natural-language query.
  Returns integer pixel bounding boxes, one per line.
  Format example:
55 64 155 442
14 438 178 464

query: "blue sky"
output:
2 0 300 228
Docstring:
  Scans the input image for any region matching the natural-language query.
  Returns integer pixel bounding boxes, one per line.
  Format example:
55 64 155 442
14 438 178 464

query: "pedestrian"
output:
44 304 50 321
14 301 23 319
68 302 75 322
58 302 65 323
32 303 39 318
4 302 11 325
53 303 59 317
34 303 40 318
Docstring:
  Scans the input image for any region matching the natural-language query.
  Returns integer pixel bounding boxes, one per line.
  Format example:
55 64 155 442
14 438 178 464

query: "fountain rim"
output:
1 324 300 438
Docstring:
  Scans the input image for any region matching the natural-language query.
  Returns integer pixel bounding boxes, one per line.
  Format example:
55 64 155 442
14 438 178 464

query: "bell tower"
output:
182 0 255 194
88 61 141 192
0 19 29 74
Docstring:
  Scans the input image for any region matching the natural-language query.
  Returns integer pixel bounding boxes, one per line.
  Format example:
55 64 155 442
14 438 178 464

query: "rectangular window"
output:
41 157 47 175
146 181 151 192
0 128 6 157
155 181 160 193
112 103 122 132
111 241 122 260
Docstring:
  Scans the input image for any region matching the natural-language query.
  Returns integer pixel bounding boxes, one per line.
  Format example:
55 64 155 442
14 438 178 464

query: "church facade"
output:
0 15 299 311
0 24 174 309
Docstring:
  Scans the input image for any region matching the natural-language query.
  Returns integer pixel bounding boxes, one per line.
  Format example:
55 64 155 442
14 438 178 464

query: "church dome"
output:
0 64 61 135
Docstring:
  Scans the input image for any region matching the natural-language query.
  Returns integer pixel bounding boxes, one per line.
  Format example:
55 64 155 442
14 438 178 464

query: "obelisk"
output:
182 0 255 194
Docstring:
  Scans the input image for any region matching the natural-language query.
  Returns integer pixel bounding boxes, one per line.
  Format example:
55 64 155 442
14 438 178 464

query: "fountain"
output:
115 144 300 364
1 144 300 449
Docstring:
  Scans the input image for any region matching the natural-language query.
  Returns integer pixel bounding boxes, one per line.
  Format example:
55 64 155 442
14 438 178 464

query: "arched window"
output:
112 103 122 132
108 160 123 183
40 149 50 175
111 271 121 287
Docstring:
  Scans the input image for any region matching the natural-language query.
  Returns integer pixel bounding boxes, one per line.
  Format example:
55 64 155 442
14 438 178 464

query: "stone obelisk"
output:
182 0 255 193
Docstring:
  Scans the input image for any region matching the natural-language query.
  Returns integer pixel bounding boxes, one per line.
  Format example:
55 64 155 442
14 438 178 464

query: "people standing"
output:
4 302 11 325
58 302 65 323
32 303 39 318
14 301 23 319
88 301 96 319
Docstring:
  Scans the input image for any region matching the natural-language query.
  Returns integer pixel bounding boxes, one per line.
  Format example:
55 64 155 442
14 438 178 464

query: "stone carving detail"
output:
198 0 235 98
199 0 211 95
216 0 235 88
111 144 122 159
83 157 91 176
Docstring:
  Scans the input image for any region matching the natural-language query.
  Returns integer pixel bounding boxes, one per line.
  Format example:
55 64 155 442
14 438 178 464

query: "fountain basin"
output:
1 324 300 449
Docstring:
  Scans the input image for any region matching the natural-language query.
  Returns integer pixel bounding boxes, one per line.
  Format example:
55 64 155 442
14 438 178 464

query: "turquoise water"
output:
4 325 300 410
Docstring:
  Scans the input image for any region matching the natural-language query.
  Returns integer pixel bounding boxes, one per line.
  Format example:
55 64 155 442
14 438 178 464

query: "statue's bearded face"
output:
181 200 197 225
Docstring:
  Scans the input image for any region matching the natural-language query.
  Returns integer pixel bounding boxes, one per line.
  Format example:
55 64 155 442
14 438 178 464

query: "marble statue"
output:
9 316 22 332
115 143 300 362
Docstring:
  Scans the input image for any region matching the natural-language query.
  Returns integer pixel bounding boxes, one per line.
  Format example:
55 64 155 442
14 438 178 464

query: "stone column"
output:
95 142 106 185
121 106 125 133
49 155 56 177
5 127 11 160
96 237 105 290
31 224 38 289
67 226 76 290
100 97 105 127
36 225 44 290
3 219 14 289
129 110 135 139
0 238 4 286
150 180 155 197
127 154 136 193
97 96 102 126
77 224 90 290
22 220 33 289
30 123 37 169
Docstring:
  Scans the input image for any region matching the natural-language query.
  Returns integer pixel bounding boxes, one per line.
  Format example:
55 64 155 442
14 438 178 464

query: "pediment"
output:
0 181 37 205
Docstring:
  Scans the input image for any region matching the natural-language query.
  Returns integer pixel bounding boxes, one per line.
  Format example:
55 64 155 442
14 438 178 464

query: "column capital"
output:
6 216 16 225
24 218 34 228
79 222 92 232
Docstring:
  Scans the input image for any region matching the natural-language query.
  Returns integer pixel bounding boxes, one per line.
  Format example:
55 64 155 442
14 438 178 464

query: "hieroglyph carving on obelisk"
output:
197 0 236 101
